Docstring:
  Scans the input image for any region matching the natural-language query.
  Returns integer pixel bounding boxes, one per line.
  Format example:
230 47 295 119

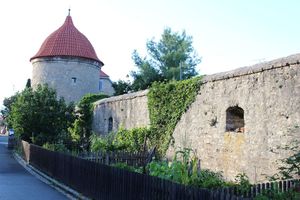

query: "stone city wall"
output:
92 54 300 183
92 90 150 134
167 54 300 183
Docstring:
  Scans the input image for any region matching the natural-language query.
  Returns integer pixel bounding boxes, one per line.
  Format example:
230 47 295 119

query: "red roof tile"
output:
30 15 103 65
100 70 109 78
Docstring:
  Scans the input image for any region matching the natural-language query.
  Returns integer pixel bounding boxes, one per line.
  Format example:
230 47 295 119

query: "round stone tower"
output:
30 13 103 103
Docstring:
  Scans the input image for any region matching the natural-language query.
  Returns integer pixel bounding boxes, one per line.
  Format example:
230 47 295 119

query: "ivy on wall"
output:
147 77 202 156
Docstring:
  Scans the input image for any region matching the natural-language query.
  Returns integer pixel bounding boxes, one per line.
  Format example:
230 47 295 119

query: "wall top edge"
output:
202 53 300 83
94 89 149 105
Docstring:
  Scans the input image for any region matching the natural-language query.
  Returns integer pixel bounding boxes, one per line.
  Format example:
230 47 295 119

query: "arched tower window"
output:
108 117 113 133
226 106 245 133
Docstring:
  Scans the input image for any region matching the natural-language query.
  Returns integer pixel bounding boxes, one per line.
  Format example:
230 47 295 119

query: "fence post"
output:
197 159 201 175
105 153 110 165
21 140 31 163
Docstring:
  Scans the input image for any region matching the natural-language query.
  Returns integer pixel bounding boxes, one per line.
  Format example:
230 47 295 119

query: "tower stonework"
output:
30 15 103 102
31 57 100 102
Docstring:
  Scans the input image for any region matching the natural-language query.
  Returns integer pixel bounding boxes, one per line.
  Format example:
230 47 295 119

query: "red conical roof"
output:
100 70 109 78
30 15 103 65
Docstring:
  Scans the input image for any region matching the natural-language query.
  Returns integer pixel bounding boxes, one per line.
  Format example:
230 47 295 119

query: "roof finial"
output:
68 8 71 16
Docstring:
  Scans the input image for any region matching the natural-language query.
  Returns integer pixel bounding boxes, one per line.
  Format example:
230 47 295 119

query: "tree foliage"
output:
131 27 201 91
112 80 132 96
9 85 74 146
68 93 108 151
1 93 19 127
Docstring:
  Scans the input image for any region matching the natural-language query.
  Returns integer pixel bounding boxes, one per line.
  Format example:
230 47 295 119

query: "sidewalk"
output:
0 136 69 200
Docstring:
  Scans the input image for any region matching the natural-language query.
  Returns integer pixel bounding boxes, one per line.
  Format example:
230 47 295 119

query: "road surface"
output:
0 136 68 200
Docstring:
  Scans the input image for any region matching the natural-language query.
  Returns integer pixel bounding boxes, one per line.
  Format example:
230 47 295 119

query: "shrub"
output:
114 127 150 152
69 93 108 151
147 148 227 189
43 142 69 153
254 188 297 200
111 162 143 174
234 173 251 195
90 127 151 153
90 133 124 152
276 140 300 180
9 85 73 146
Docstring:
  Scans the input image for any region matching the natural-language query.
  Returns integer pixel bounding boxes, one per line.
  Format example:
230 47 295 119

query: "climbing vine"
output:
68 93 108 151
147 76 202 156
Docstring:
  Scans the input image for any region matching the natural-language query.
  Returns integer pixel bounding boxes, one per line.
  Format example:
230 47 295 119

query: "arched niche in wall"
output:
225 106 245 133
108 117 113 133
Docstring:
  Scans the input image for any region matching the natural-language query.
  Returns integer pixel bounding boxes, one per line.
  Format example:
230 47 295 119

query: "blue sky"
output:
1 0 300 106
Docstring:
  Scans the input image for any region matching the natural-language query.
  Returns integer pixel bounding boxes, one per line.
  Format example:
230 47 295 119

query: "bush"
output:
114 127 150 152
90 133 124 152
147 148 227 188
111 162 143 174
196 169 226 189
254 188 297 200
69 93 108 151
9 85 74 146
90 127 151 153
275 140 300 180
234 173 251 195
42 142 69 153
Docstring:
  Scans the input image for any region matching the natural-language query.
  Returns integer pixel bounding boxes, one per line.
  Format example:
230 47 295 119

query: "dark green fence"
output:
20 141 298 200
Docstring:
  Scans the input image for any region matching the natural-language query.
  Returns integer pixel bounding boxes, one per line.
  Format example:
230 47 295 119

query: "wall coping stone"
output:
202 53 300 83
94 89 149 105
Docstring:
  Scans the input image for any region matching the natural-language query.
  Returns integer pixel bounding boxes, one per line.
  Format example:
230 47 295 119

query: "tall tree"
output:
112 80 132 96
131 28 201 91
1 93 19 128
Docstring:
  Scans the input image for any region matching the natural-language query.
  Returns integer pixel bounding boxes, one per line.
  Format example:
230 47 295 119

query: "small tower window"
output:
108 117 113 133
71 77 77 85
226 106 245 133
99 80 103 91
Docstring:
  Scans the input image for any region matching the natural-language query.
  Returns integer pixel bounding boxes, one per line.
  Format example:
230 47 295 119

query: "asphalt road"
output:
0 136 69 200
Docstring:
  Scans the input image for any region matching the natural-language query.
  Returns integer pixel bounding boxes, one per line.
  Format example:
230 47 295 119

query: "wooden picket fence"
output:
78 147 156 168
19 140 299 200
231 179 300 198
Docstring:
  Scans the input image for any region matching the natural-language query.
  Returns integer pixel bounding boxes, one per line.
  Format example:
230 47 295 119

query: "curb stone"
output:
13 153 90 200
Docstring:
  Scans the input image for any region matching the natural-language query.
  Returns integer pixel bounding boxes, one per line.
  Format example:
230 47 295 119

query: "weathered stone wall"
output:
167 54 300 183
92 53 300 183
31 56 101 103
92 90 150 134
